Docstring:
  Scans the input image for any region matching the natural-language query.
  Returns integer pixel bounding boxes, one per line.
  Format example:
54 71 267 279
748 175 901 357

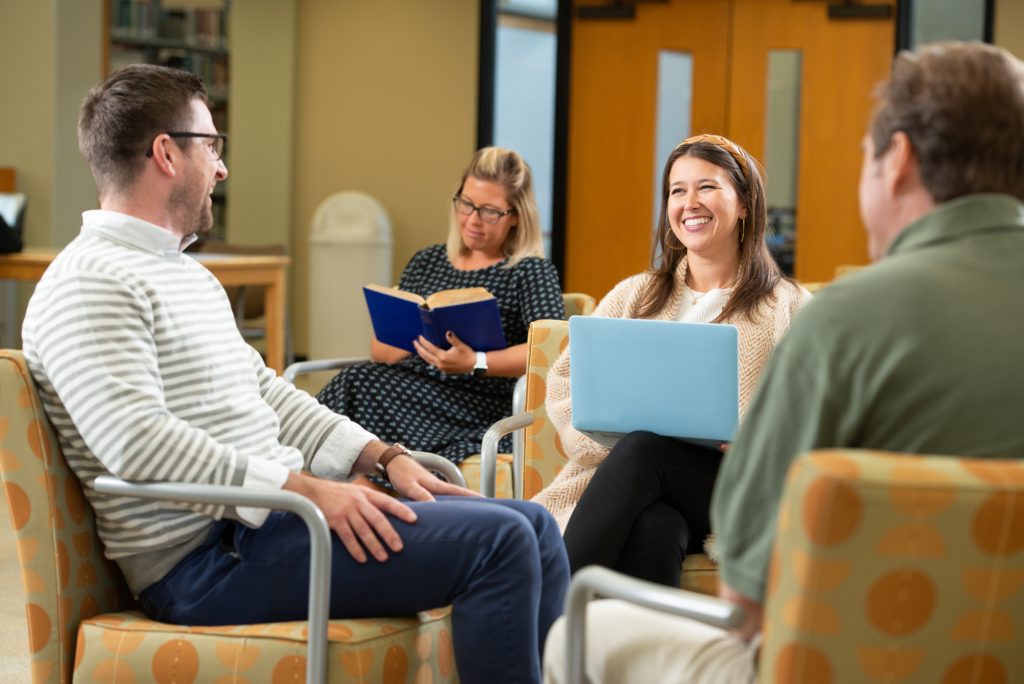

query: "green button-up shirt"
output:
711 193 1024 603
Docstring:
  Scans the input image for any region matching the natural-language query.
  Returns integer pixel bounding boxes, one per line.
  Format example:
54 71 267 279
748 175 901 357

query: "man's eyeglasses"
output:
146 132 228 160
452 196 515 224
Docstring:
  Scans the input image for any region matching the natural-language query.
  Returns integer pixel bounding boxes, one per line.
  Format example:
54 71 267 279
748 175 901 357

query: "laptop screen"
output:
569 316 739 447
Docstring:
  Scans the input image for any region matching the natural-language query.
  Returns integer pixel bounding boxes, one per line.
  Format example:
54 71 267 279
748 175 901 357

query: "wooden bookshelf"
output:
105 0 230 239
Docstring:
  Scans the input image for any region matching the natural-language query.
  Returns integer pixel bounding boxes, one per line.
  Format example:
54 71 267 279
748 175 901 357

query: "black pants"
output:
562 430 723 587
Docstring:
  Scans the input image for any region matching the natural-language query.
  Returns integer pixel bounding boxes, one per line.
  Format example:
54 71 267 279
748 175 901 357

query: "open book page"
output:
364 283 426 305
364 284 494 310
424 287 493 309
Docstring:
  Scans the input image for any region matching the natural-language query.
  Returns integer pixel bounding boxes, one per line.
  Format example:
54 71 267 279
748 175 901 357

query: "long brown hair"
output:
636 136 788 321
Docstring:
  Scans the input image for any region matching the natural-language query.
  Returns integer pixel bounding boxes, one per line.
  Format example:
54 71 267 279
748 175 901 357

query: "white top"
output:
22 210 377 593
675 284 733 322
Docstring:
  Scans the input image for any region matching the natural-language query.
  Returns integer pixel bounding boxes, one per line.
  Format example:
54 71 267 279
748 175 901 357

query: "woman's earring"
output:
665 232 684 252
740 218 746 244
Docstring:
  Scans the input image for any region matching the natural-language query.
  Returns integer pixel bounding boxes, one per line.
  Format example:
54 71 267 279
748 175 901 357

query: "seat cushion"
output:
680 553 719 596
74 608 456 683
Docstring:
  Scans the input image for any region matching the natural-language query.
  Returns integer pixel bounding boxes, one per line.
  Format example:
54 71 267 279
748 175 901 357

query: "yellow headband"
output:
675 134 762 182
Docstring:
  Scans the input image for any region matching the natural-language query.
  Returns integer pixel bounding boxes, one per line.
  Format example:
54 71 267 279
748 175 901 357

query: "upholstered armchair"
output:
562 449 1024 683
0 350 459 684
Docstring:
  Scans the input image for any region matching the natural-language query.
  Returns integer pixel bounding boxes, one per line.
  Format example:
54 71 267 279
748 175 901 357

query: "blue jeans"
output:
140 496 569 684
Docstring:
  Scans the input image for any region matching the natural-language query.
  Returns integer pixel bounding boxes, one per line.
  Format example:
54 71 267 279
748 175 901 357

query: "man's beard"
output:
168 182 213 237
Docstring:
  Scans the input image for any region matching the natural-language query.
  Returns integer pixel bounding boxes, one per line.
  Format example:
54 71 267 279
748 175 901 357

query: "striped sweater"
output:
23 211 376 594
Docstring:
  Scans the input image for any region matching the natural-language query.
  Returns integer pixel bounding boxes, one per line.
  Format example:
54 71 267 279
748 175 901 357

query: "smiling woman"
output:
532 134 812 588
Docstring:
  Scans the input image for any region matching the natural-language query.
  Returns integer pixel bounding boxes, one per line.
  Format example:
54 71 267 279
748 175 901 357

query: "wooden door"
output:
564 0 894 294
728 0 893 282
565 0 731 298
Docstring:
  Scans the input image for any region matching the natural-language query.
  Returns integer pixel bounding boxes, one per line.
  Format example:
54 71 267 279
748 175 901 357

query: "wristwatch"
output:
374 443 411 477
473 351 488 377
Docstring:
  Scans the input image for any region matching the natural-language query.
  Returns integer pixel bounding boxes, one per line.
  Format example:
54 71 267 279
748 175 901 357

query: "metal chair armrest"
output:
92 477 331 684
480 411 535 497
564 566 745 684
283 357 371 384
510 375 527 491
409 450 467 488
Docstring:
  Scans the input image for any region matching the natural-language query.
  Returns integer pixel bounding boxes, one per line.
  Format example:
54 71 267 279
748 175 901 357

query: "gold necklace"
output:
685 284 707 306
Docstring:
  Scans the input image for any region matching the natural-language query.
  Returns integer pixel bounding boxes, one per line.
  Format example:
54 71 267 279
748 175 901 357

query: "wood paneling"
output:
566 0 730 299
565 0 894 291
729 0 893 281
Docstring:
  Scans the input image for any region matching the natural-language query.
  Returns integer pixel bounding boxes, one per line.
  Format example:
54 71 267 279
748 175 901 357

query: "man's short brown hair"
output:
870 41 1024 203
78 64 207 194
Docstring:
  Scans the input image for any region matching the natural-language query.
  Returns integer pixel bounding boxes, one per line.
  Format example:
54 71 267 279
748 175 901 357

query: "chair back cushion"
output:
0 350 131 683
521 320 570 499
562 293 596 318
762 449 1024 683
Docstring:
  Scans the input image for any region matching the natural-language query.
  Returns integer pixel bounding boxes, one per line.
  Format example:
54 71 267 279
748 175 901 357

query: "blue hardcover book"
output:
363 284 507 353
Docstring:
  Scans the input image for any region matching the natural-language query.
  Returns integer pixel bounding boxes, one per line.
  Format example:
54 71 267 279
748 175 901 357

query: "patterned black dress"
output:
318 244 565 470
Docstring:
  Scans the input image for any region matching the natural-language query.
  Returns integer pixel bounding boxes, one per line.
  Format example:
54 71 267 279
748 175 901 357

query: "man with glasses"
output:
23 64 568 684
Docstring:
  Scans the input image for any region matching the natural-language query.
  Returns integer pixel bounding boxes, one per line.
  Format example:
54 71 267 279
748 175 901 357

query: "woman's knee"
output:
594 431 670 482
631 502 689 550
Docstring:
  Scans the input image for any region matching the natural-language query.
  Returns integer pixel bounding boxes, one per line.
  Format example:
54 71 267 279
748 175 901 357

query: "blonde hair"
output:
446 147 545 268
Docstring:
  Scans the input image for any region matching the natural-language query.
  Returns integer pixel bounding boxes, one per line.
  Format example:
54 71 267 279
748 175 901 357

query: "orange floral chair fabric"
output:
761 449 1024 683
0 350 456 683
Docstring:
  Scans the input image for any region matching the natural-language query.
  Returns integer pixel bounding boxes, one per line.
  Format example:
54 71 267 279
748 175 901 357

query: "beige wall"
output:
0 0 101 345
291 0 480 356
227 0 296 249
0 1 56 247
995 0 1024 57
0 1 100 248
54 0 104 247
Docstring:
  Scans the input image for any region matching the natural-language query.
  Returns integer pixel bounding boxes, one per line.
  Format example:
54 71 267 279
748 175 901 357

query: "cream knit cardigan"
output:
532 259 812 530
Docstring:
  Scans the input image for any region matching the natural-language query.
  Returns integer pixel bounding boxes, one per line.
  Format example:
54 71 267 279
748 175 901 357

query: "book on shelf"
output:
363 285 507 354
110 1 227 50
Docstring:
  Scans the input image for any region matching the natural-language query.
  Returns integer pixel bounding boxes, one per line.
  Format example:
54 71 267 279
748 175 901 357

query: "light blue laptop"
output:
569 316 739 447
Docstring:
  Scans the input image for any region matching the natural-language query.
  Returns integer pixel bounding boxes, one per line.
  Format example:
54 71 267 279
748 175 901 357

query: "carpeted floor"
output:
0 497 29 683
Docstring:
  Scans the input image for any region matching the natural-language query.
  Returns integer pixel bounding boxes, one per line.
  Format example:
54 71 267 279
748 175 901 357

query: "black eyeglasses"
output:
452 195 515 224
146 132 228 160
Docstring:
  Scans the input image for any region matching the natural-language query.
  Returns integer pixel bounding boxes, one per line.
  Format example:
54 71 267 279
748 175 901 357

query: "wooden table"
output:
0 248 291 374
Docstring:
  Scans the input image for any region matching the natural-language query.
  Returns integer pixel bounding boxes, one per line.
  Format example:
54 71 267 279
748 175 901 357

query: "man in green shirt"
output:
710 40 1024 641
544 41 1024 684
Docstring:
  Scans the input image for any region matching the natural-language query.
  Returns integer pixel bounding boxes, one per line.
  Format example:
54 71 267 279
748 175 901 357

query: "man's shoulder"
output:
46 235 142 281
778 267 890 353
801 259 912 314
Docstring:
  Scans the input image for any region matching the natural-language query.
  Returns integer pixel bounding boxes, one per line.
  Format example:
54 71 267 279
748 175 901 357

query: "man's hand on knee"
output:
284 472 417 563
